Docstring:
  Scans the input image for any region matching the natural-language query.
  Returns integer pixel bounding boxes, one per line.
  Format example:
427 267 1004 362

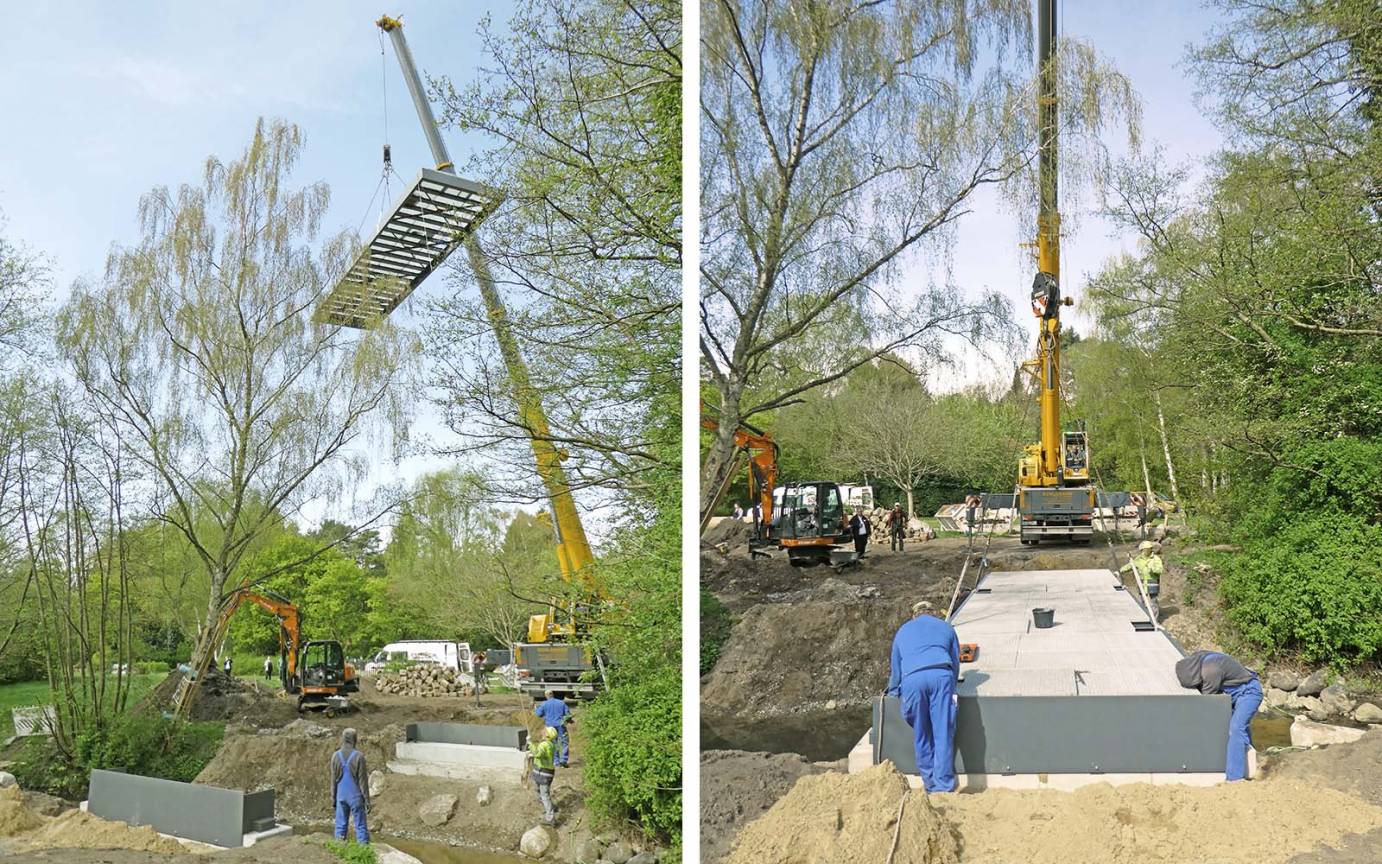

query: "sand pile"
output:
936 778 1382 864
0 786 183 854
724 763 958 864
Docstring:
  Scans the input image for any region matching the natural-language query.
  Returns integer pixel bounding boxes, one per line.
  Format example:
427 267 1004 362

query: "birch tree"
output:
56 120 414 701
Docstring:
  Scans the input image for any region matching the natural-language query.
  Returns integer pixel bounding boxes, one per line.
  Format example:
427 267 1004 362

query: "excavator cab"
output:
292 639 357 713
774 481 850 567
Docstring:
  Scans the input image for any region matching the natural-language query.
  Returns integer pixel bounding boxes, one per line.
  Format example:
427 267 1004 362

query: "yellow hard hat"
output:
1138 540 1156 551
544 726 558 740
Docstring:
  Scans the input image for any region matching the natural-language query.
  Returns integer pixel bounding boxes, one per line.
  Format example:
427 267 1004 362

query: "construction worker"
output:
223 656 233 676
1121 540 1164 620
846 506 871 558
731 501 744 520
885 503 907 552
886 600 960 793
1175 650 1262 781
1129 492 1148 537
964 493 983 538
329 728 371 843
534 689 573 767
530 726 558 824
262 655 273 680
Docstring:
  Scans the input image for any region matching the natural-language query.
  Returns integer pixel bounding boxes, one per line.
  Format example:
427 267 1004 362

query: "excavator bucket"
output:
315 168 502 328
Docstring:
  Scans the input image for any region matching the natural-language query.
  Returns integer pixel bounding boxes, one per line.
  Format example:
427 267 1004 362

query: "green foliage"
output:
324 839 378 864
581 664 682 841
700 590 732 674
13 712 224 799
1221 515 1382 664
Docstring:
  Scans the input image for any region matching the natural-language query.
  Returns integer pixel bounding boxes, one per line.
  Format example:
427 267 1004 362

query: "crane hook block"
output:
383 144 392 167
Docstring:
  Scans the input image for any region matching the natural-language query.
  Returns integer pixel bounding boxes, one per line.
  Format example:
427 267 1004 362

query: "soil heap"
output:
700 750 831 864
724 763 958 864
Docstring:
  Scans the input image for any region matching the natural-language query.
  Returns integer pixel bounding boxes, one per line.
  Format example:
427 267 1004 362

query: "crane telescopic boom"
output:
376 15 597 603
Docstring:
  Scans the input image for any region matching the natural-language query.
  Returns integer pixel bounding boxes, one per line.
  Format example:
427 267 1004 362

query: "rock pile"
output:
374 665 479 698
1261 668 1381 725
860 508 934 542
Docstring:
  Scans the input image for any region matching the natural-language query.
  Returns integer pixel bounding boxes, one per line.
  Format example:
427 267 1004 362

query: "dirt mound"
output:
935 777 1382 864
704 517 756 550
724 763 958 864
0 786 182 855
142 666 293 725
700 750 833 864
196 723 404 820
1266 727 1382 805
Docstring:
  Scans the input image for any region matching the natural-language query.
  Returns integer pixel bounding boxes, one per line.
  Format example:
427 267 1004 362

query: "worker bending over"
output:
329 728 370 843
534 690 573 767
887 600 960 793
1120 541 1164 620
1175 650 1262 781
530 726 559 824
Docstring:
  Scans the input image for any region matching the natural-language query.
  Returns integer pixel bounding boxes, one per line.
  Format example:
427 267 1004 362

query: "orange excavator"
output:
218 588 358 715
701 403 850 567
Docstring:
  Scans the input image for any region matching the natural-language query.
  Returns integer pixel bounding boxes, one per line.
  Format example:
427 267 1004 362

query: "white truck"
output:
363 640 474 675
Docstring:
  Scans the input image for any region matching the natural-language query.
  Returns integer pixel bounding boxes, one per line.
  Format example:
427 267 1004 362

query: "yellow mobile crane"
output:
1015 0 1097 544
317 15 605 697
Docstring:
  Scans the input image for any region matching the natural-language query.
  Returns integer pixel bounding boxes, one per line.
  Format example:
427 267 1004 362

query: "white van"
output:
363 640 473 674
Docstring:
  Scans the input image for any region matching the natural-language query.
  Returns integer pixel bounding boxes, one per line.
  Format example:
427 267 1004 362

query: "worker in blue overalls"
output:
329 728 371 843
534 689 573 767
1175 649 1263 780
887 600 961 793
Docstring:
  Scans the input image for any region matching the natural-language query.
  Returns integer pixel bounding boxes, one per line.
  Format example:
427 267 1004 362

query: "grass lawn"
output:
0 673 165 740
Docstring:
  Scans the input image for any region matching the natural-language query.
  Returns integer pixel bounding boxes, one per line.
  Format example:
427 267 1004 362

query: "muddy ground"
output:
3 672 619 863
700 532 1382 862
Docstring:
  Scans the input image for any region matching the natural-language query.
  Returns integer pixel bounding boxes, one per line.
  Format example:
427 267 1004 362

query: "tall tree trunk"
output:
905 487 915 519
1153 390 1180 501
699 379 748 528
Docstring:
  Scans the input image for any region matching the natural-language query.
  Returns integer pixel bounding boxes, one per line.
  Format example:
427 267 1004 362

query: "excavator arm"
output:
219 588 303 684
699 401 778 535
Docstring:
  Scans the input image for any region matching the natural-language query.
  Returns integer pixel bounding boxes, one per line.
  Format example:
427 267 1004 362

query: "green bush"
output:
1221 514 1382 664
581 666 681 841
324 839 378 864
700 590 733 674
12 712 225 800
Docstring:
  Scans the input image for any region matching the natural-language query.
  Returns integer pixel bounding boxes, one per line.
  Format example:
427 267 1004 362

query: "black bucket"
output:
1032 607 1055 628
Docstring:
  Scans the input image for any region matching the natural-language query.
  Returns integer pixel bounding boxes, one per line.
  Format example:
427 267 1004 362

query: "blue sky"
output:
0 2 521 530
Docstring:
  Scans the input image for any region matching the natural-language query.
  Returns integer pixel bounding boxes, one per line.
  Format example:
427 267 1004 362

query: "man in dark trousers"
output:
887 601 961 793
885 503 907 552
964 493 983 538
534 689 574 767
1175 650 1263 781
846 506 871 558
329 728 370 843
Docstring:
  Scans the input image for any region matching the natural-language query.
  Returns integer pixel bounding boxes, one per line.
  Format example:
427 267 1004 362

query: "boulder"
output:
375 844 424 864
418 793 458 827
1354 702 1382 724
1267 670 1300 692
0 771 15 789
1264 687 1292 709
476 785 492 806
1290 717 1367 748
520 825 557 858
1297 670 1328 698
574 837 604 864
1308 704 1330 722
1320 684 1354 716
604 840 634 864
369 770 386 797
1288 694 1323 715
628 853 659 864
